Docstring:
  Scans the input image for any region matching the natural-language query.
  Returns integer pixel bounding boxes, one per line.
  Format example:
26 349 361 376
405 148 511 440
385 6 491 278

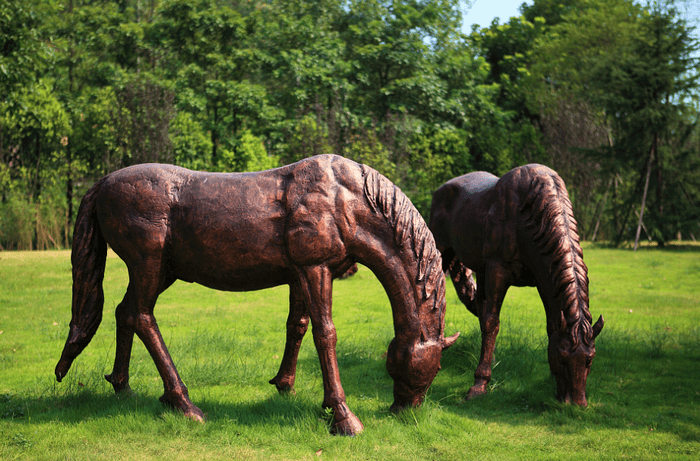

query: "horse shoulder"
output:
283 157 352 266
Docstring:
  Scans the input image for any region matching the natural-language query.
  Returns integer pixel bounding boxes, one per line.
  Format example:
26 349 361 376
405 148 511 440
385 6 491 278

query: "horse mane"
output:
362 166 447 336
520 167 594 349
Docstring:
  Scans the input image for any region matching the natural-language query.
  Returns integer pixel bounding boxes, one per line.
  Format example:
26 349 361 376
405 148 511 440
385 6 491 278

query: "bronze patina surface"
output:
429 164 603 407
55 154 458 435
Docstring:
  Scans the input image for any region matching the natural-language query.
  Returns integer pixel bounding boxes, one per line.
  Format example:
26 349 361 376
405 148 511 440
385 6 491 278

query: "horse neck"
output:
379 259 446 345
515 167 593 346
360 167 447 345
531 244 592 348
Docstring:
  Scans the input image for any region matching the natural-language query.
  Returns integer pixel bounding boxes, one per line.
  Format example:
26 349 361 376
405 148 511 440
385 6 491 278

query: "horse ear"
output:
442 332 460 350
592 315 605 339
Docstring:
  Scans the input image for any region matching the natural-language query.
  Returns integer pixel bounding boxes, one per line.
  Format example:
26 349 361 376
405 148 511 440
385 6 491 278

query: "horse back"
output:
431 165 565 281
94 163 295 290
430 171 501 270
93 157 368 291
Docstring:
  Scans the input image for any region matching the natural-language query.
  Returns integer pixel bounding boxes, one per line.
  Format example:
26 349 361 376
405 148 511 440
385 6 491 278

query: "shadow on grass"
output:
0 384 332 433
0 347 394 433
4 323 698 442
429 322 700 442
1 387 164 424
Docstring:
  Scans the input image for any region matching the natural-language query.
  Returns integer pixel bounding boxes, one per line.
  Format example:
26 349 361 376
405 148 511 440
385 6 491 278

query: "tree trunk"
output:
66 142 73 243
616 168 646 245
32 133 42 201
591 178 611 242
211 103 218 162
634 133 657 251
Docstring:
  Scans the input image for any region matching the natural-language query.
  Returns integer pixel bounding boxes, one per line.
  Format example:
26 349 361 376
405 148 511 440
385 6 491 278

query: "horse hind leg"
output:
467 264 509 401
104 297 136 395
269 282 309 394
113 263 204 422
105 276 176 396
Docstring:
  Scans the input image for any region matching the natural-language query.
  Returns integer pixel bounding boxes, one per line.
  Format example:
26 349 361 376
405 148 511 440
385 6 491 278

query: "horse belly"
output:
177 261 293 292
169 202 291 292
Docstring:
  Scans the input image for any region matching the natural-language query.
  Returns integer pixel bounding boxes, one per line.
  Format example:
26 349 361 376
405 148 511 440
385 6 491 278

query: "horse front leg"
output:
467 265 509 400
269 282 309 394
295 265 363 436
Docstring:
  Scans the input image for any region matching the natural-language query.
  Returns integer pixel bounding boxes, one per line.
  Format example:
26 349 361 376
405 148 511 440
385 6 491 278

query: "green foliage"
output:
69 87 121 175
217 129 279 172
0 186 68 251
0 0 51 100
403 125 461 214
0 196 35 250
1 0 699 249
170 111 213 171
472 0 700 244
343 128 397 181
590 2 700 245
0 78 71 206
110 75 176 168
284 113 335 164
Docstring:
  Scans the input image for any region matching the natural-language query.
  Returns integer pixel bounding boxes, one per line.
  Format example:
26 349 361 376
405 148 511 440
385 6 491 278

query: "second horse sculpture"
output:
55 154 459 435
429 164 604 407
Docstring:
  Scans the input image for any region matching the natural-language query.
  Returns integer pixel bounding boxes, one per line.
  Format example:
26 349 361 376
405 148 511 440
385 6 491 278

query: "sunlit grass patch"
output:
1 246 699 460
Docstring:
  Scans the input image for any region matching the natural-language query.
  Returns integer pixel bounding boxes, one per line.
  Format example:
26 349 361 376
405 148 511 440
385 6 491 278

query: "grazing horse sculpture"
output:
429 164 604 407
55 154 458 435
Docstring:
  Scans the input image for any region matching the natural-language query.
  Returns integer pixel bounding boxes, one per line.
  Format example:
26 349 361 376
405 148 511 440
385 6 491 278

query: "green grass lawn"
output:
1 244 699 460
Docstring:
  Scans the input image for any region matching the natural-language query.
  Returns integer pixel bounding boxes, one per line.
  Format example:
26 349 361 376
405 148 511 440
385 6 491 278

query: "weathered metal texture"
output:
429 164 603 407
55 154 458 435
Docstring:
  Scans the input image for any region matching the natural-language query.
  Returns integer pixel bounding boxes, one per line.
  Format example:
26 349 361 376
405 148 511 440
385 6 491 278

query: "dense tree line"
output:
1 0 698 250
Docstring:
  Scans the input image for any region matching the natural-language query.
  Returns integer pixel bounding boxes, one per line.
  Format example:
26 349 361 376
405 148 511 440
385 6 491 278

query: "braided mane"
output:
362 166 446 323
520 167 593 348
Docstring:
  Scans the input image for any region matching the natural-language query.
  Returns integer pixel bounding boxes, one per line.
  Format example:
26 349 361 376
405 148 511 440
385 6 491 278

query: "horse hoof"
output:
269 378 296 395
331 415 364 436
55 360 72 382
105 374 132 395
389 402 405 413
115 386 135 400
465 386 487 401
185 407 206 423
159 394 206 423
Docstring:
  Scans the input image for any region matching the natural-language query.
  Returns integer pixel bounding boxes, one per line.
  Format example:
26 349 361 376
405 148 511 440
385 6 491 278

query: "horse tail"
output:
362 167 447 340
55 177 108 382
520 167 593 348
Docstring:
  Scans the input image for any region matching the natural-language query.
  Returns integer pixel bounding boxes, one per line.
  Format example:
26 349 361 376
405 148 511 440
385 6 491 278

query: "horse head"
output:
386 330 459 410
548 312 604 407
384 237 461 410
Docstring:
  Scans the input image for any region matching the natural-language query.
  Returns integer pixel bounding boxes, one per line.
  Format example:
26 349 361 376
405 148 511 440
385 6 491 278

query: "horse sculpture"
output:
55 154 458 435
429 164 604 407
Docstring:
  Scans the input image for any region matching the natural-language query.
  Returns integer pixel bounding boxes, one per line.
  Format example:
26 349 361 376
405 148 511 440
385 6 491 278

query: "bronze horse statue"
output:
55 154 458 435
429 164 604 407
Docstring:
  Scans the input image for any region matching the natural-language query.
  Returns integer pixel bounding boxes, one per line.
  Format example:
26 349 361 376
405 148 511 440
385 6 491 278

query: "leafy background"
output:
2 0 700 251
